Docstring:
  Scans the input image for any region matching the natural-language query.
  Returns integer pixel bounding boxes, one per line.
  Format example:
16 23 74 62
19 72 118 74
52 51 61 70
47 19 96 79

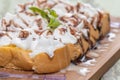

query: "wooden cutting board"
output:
0 17 120 80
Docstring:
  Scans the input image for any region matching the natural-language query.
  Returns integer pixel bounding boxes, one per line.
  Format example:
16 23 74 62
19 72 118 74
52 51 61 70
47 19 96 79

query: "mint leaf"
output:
29 7 48 19
29 7 61 30
48 9 58 18
48 16 61 29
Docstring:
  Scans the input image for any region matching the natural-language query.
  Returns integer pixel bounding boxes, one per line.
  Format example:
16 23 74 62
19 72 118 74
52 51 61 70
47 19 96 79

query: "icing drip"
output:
108 32 116 41
29 36 64 58
0 35 11 46
82 58 96 66
54 26 77 44
79 68 90 76
60 63 90 76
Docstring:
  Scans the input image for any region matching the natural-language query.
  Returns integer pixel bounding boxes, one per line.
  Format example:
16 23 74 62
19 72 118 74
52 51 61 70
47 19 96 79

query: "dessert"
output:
0 0 110 73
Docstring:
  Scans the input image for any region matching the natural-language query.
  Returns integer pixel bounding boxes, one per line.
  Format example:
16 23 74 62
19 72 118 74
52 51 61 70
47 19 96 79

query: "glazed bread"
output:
0 0 110 73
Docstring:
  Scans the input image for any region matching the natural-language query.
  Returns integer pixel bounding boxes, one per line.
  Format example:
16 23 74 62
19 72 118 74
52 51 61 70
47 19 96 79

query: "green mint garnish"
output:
29 7 61 30
48 15 61 30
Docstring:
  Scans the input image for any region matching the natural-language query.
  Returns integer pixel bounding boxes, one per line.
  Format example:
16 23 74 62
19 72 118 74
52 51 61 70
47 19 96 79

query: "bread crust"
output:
0 46 33 70
67 43 83 61
33 46 71 73
0 47 12 67
100 13 110 38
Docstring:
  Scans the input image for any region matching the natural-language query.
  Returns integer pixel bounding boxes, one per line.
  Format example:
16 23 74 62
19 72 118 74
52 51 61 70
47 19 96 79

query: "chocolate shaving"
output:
65 5 74 13
34 30 45 35
0 33 5 37
60 16 78 27
69 27 76 35
76 3 81 12
47 30 53 35
35 19 42 30
59 28 67 35
2 19 11 27
18 4 26 13
19 30 29 38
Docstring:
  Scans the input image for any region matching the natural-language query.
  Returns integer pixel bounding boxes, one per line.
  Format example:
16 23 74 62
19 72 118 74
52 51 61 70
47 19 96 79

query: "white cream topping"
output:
77 14 87 20
7 31 19 38
79 68 90 76
12 36 33 50
81 29 89 38
0 35 11 46
0 20 3 30
93 17 98 29
76 21 84 31
13 15 28 29
108 32 116 41
29 36 64 58
80 3 99 29
54 26 77 44
52 3 68 17
81 3 98 17
64 13 73 17
1 13 15 30
0 0 103 58
82 59 96 66
3 12 15 23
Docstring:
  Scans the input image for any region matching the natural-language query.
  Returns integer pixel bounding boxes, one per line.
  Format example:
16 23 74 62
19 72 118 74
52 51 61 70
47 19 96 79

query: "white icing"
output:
97 8 104 14
29 37 64 58
52 3 68 17
77 14 87 20
0 36 11 46
89 52 99 58
7 29 64 58
64 13 73 17
81 29 88 38
79 68 90 76
18 13 33 26
18 13 48 30
40 19 48 30
11 36 32 50
81 3 98 17
54 26 77 44
93 17 98 29
9 25 22 31
108 32 116 41
1 13 15 30
60 0 76 5
0 20 2 30
3 12 15 23
76 21 84 31
80 56 86 62
80 3 99 29
98 49 106 52
60 63 90 76
82 59 96 66
13 15 28 29
15 4 23 12
7 32 19 39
